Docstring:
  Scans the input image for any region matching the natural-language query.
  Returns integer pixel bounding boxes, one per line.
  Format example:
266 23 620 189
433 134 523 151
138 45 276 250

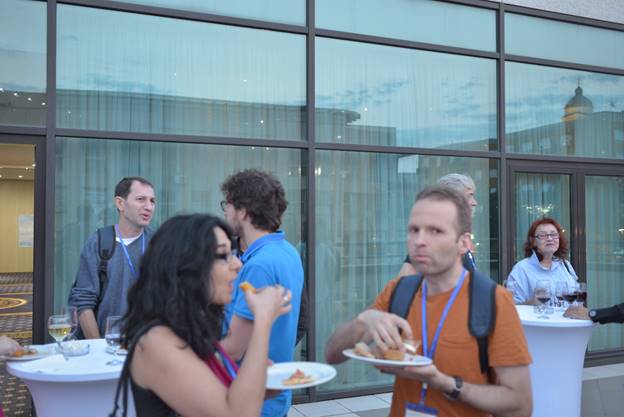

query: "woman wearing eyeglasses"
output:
506 217 578 304
110 214 292 417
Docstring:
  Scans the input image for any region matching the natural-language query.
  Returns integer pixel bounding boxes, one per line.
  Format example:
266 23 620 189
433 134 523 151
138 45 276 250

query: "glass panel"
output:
585 175 624 352
54 137 306 358
317 0 495 52
506 62 624 159
316 38 497 151
57 5 306 140
512 173 571 263
0 0 46 126
506 13 624 69
114 0 305 25
315 151 498 392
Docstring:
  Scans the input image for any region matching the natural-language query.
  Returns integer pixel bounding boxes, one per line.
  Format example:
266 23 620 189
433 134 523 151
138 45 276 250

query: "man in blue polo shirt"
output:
220 169 304 417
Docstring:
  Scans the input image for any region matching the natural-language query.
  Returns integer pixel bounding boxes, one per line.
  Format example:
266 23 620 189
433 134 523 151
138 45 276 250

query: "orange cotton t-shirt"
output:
372 273 532 417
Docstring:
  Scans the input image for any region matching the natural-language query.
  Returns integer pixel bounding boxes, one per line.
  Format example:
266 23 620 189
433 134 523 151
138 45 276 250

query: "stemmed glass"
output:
105 316 123 366
48 315 71 359
60 306 78 340
563 282 578 307
577 282 588 307
555 282 566 311
534 280 552 319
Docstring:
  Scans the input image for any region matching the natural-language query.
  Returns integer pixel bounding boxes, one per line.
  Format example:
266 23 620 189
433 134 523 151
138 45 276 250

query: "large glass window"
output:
316 38 497 151
54 137 305 315
506 13 624 70
317 0 495 52
315 150 497 392
506 62 624 159
113 0 305 25
0 0 46 126
57 5 306 140
585 175 624 352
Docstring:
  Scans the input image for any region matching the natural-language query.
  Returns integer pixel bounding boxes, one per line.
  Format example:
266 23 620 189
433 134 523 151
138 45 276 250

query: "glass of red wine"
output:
577 282 587 307
563 283 578 307
555 282 566 311
534 280 552 319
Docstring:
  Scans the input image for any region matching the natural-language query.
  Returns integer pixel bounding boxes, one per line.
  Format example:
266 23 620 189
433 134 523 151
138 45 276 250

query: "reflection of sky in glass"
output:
0 0 46 92
316 38 496 148
57 5 306 105
506 13 624 70
122 0 305 25
505 62 624 133
317 0 495 52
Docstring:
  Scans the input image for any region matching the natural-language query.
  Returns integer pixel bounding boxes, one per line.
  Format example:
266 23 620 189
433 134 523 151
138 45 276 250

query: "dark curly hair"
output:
121 214 234 359
523 217 569 261
221 169 288 232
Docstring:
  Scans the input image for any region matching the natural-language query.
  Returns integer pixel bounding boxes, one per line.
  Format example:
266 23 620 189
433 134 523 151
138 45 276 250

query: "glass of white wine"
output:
105 316 123 366
48 314 72 359
60 306 78 340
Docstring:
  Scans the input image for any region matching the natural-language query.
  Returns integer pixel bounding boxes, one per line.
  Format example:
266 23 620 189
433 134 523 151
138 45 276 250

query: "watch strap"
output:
445 376 463 400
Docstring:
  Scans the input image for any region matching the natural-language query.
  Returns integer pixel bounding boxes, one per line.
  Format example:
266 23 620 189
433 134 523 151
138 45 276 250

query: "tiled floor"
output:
289 364 624 417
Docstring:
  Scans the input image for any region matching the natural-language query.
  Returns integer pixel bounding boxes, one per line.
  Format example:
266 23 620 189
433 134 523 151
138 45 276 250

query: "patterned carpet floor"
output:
0 272 33 417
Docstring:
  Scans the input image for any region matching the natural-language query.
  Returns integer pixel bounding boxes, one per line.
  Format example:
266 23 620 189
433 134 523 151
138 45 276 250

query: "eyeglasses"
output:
214 250 237 263
535 232 559 240
219 200 228 212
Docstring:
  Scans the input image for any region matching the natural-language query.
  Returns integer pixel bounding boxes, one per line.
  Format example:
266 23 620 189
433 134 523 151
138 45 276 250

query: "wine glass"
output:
105 316 123 366
555 282 566 311
60 306 78 340
563 283 578 307
534 280 551 319
48 315 72 357
577 282 588 307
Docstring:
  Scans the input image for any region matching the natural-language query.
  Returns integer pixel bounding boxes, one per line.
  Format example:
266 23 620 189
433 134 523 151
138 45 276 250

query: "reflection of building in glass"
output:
507 86 624 157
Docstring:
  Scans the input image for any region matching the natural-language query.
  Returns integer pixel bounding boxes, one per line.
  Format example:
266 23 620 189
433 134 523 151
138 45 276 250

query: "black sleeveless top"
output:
110 322 179 417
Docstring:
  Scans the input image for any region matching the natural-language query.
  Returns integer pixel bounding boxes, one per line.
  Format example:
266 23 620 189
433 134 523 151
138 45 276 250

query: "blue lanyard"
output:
115 225 145 277
419 268 467 404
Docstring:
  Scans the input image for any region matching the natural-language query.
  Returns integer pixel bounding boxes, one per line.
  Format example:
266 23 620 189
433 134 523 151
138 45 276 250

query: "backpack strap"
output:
96 226 116 313
389 274 423 319
468 270 497 374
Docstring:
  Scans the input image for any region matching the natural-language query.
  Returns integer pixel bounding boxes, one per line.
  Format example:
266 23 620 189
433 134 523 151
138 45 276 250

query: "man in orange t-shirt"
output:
325 186 532 417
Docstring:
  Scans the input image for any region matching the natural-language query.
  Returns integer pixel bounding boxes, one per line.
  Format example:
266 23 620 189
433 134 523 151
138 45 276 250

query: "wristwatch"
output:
589 309 597 321
444 376 463 400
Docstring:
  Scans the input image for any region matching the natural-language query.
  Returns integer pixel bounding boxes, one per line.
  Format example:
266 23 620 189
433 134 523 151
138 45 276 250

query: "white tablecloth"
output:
516 305 594 417
7 339 135 417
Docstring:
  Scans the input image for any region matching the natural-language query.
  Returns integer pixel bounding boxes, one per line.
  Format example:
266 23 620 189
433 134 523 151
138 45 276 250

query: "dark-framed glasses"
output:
535 232 559 240
220 200 228 211
215 251 236 263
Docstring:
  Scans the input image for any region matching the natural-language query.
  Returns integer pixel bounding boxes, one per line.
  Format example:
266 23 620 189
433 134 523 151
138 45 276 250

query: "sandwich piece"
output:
10 347 36 358
382 348 404 361
403 340 420 355
282 368 315 386
239 281 256 294
353 342 375 359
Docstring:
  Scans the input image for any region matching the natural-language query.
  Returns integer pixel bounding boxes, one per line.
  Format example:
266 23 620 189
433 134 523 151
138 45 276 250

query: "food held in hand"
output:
282 368 315 386
11 347 37 358
239 281 256 294
354 342 375 358
403 340 420 354
382 348 404 361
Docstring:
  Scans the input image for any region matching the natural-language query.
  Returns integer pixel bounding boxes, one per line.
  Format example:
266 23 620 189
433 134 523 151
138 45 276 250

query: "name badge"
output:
406 401 438 417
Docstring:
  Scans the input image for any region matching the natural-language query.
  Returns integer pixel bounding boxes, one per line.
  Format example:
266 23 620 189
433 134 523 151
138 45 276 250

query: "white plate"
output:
266 361 336 390
342 348 432 367
105 346 128 356
1 345 53 362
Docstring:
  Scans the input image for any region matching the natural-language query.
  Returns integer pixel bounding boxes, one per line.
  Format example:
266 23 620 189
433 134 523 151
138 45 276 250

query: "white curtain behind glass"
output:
54 137 304 313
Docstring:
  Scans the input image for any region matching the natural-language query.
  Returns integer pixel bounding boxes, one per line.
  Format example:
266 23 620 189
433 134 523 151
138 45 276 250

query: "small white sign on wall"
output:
18 214 34 248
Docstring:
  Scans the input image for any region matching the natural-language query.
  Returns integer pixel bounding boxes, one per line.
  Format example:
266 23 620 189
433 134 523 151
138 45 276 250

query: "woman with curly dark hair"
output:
506 217 578 304
110 214 291 417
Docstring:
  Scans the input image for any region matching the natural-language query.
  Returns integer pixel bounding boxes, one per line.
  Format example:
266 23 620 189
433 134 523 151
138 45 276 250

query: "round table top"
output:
7 339 124 382
516 305 596 328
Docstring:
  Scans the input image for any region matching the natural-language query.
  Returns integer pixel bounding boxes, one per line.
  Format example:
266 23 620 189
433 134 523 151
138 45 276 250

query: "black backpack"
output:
388 270 496 374
95 225 117 314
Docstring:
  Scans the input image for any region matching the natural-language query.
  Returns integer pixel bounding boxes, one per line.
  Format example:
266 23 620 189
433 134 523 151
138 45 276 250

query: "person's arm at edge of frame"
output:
565 303 624 324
